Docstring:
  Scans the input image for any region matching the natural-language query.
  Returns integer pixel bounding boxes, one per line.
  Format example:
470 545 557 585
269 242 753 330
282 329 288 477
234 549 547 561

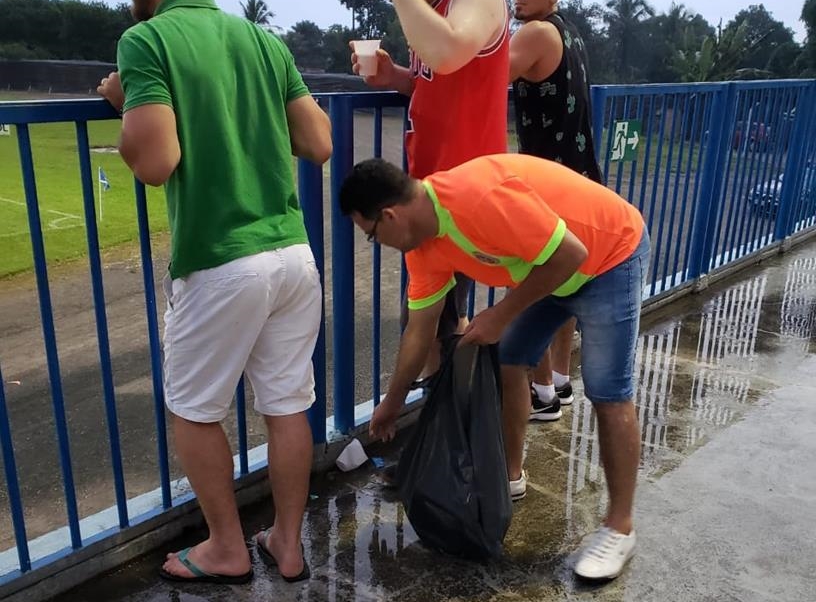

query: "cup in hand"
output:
352 40 381 77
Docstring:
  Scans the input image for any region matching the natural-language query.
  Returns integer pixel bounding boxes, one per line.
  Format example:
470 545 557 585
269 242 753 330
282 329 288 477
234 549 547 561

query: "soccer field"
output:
0 106 168 278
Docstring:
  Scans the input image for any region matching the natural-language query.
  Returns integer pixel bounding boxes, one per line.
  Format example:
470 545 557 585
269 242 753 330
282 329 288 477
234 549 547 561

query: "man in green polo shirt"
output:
97 0 331 585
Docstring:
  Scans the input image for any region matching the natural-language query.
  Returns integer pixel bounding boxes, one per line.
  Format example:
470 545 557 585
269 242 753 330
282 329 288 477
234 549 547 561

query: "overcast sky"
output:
104 1 807 41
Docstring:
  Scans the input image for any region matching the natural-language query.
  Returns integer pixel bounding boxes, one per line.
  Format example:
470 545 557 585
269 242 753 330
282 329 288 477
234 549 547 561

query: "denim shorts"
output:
499 230 650 403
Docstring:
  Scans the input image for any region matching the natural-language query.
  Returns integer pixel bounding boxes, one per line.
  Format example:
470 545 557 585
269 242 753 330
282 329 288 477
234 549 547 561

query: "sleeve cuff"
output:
407 277 457 311
531 219 567 266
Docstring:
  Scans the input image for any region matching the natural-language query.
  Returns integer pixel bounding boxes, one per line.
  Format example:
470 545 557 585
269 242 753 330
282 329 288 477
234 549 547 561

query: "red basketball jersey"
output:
405 0 510 178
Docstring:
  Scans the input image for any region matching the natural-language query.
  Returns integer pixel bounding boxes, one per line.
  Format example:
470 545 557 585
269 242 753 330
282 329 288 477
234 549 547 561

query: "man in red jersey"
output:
351 0 510 381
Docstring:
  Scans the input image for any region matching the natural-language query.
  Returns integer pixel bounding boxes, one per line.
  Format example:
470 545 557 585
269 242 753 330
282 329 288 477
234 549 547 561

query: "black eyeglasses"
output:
366 213 382 243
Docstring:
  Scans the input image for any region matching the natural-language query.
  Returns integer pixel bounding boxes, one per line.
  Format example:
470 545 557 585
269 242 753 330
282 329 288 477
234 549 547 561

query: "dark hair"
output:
339 158 414 220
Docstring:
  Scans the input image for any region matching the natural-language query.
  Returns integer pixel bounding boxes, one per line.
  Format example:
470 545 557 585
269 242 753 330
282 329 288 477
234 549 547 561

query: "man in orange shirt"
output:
340 153 650 581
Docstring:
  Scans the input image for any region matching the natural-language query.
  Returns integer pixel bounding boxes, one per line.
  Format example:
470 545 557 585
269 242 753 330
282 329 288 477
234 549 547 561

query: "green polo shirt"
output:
117 0 311 278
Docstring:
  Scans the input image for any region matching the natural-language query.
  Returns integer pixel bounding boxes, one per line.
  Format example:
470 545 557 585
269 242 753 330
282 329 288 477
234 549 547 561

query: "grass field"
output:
0 93 168 278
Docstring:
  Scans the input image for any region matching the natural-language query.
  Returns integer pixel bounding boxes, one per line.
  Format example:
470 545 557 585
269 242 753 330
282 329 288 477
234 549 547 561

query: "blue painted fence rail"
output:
1 79 815 591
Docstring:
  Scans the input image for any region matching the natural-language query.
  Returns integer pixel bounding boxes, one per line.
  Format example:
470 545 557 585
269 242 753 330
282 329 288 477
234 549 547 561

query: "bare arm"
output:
286 95 332 164
119 104 181 187
509 21 563 83
393 0 504 75
369 296 445 440
389 64 416 96
384 299 445 405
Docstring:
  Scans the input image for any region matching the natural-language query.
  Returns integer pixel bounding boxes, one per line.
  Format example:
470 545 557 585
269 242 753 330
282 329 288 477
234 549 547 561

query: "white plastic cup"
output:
353 40 381 77
335 438 369 472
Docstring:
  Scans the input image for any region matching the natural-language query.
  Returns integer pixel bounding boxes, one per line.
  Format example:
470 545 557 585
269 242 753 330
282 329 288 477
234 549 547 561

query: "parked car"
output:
749 164 816 217
733 120 771 151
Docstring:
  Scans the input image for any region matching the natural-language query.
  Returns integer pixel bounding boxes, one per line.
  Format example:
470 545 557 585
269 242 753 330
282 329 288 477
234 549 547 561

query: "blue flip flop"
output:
158 547 254 584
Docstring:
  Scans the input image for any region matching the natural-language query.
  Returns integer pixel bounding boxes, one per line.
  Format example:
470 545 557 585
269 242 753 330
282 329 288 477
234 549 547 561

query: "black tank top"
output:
512 13 602 183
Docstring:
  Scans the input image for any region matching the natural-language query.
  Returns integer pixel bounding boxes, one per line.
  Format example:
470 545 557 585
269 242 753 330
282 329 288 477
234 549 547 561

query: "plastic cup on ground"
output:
353 40 381 77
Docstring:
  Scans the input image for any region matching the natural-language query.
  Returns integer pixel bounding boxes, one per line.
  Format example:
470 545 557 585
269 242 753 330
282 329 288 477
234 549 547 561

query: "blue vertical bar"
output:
372 107 383 406
711 88 746 263
602 95 618 182
0 364 31 572
735 88 768 256
776 83 816 240
235 377 248 475
688 83 736 279
662 92 691 287
134 181 172 508
16 124 82 549
748 87 784 247
591 85 606 163
75 122 128 528
614 95 631 193
627 95 644 202
683 91 713 275
671 91 701 285
637 95 658 213
330 95 355 433
650 93 681 294
487 287 496 308
299 158 327 444
645 94 669 247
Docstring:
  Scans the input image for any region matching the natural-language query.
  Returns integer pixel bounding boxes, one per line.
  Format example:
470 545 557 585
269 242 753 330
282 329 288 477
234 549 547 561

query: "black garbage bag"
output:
396 340 512 560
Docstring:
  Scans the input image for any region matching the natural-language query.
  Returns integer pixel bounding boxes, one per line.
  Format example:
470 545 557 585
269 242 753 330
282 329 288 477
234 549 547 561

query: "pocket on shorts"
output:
201 272 261 291
162 273 176 309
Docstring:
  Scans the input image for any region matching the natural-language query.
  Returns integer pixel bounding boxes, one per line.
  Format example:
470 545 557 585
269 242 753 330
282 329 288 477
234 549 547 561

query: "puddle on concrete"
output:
57 252 816 602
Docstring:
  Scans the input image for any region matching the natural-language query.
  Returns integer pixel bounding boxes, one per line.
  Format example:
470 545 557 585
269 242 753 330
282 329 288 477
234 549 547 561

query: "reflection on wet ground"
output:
57 244 816 602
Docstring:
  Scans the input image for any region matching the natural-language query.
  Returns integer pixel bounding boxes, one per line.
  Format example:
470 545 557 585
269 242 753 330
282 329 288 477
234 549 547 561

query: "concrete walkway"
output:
55 242 816 602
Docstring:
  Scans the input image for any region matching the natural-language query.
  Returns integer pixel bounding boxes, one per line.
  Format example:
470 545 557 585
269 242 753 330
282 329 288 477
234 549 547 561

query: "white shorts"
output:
161 244 322 423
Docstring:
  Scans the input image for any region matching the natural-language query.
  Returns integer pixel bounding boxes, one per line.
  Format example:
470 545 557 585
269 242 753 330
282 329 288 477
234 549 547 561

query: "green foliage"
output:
0 0 132 62
283 21 325 71
240 0 273 26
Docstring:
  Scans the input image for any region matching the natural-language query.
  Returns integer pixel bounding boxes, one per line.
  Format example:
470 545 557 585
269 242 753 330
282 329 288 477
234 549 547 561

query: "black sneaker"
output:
555 382 574 406
529 386 562 421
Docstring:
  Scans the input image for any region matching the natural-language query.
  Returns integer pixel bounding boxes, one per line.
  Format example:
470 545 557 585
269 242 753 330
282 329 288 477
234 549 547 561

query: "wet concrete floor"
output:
53 242 816 601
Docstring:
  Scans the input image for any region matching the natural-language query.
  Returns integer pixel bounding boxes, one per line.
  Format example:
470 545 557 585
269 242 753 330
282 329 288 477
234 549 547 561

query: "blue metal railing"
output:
1 79 816 590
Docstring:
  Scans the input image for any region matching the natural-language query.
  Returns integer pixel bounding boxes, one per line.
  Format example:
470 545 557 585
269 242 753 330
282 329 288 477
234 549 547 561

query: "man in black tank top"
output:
508 0 638 583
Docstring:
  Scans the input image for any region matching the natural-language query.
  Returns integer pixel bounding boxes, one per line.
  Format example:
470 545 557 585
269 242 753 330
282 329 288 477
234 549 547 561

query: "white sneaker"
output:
574 526 636 580
509 470 527 501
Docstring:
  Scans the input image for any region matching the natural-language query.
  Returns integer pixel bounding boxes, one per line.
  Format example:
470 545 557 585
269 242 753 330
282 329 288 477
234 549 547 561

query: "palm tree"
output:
604 0 655 81
241 0 273 26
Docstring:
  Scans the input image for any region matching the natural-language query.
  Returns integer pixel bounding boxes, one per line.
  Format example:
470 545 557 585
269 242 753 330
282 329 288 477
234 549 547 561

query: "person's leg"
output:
594 401 640 534
501 364 532 482
261 413 312 577
551 318 576 377
246 243 321 579
569 231 650 579
163 417 252 577
499 299 572 484
159 254 276 578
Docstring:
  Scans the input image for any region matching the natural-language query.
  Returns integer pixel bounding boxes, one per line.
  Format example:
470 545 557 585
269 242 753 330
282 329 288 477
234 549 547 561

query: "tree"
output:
604 0 656 82
724 5 797 74
323 24 356 73
339 0 394 38
558 0 614 82
241 0 272 26
641 3 712 82
674 20 749 81
283 21 326 71
801 0 816 75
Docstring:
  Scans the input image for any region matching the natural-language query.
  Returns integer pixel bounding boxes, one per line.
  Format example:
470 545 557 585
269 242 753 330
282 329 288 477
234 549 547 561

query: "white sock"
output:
532 382 555 400
553 371 570 388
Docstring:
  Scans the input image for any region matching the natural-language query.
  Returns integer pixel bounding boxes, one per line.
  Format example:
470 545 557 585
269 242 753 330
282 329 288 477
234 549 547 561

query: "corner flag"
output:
98 166 111 191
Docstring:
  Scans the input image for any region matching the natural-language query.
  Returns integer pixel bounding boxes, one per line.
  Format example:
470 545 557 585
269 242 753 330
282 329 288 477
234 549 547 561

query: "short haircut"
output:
339 158 414 220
